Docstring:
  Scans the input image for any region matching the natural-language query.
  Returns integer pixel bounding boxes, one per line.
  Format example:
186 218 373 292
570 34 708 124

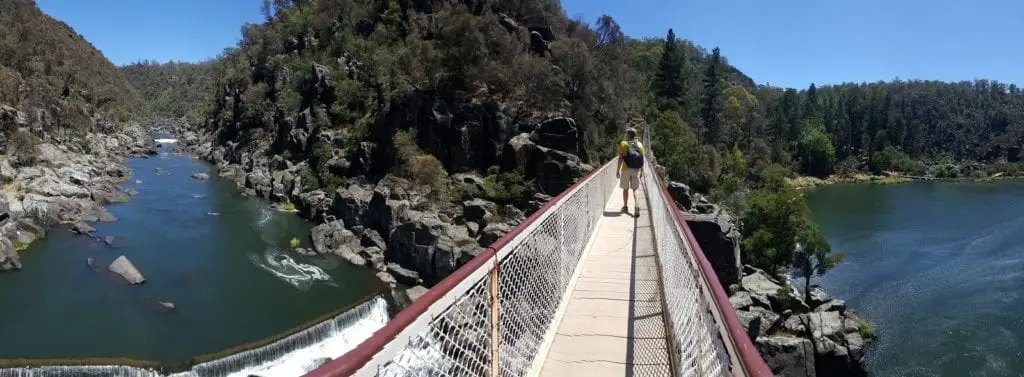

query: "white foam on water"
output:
249 249 336 291
0 297 391 377
223 297 390 377
154 138 178 144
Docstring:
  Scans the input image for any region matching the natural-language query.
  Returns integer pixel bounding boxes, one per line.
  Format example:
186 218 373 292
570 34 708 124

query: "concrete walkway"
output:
537 187 673 377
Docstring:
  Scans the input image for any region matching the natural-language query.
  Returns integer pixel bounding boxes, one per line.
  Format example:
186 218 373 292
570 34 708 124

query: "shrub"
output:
857 317 876 341
482 166 532 203
116 195 130 203
7 130 41 166
289 237 300 250
12 240 29 251
281 201 296 211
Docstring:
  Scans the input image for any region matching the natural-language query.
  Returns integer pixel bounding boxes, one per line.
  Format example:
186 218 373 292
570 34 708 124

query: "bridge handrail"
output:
305 126 772 377
644 160 773 377
305 159 618 377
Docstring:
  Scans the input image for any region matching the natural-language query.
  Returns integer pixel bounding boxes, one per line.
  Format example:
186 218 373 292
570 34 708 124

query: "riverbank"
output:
789 171 1024 190
0 112 160 273
0 144 390 374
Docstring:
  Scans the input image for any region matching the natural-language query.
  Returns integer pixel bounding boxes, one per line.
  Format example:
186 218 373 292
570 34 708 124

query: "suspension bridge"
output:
303 125 773 377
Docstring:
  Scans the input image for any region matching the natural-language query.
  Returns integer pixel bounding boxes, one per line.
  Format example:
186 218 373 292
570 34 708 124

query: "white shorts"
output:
619 168 639 190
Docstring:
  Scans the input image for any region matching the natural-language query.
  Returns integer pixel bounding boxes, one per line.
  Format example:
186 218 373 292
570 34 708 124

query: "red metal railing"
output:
305 145 772 376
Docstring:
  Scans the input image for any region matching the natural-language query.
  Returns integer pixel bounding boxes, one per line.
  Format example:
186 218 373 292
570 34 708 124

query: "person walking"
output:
616 127 645 215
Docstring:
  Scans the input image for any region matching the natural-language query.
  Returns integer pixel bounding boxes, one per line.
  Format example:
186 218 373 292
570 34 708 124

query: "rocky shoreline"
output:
0 106 159 273
666 181 872 377
173 112 593 297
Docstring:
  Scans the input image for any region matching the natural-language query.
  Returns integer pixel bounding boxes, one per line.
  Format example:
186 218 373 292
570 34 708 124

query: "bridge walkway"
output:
537 186 673 377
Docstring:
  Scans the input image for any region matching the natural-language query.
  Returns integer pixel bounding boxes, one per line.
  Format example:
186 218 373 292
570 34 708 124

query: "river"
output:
0 143 388 374
807 181 1024 377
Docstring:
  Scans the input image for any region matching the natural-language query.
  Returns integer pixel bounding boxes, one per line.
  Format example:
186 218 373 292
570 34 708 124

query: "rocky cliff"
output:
0 107 157 272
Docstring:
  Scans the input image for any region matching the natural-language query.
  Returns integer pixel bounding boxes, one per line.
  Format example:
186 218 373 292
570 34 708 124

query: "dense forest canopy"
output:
119 60 218 122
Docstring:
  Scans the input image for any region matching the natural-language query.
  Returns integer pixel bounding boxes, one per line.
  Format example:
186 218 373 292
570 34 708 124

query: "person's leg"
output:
619 169 629 212
629 170 640 213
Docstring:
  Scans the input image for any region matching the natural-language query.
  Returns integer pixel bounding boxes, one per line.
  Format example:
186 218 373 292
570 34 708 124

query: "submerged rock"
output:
108 255 145 284
191 172 210 180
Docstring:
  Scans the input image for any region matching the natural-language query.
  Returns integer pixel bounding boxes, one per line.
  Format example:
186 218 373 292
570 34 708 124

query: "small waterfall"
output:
0 296 389 377
0 366 159 377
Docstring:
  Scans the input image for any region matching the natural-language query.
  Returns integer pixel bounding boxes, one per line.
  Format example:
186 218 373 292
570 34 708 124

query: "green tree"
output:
653 29 683 108
794 221 844 303
700 47 725 145
741 173 807 275
797 118 837 178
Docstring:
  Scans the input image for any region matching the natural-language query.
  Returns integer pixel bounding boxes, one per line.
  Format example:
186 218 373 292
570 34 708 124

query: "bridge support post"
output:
489 257 500 377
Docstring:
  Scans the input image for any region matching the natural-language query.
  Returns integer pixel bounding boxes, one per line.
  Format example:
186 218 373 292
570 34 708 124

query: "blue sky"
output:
36 0 1023 89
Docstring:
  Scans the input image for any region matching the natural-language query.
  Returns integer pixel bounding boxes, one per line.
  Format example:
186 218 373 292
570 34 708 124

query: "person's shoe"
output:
634 207 640 217
621 206 628 213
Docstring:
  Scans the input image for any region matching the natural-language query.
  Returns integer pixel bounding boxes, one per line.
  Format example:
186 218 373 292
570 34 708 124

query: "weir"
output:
0 296 389 377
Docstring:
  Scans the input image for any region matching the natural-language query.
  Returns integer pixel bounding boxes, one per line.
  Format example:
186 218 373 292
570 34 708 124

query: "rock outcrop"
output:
178 107 588 288
0 111 155 273
730 266 870 377
666 181 741 288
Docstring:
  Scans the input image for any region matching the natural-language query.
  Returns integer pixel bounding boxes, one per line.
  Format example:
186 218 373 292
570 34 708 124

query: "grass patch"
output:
456 238 478 247
116 195 130 203
289 237 300 250
857 317 876 341
12 240 29 251
281 201 296 212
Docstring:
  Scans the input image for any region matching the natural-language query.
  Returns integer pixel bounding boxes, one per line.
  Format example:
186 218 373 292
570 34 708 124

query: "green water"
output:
0 148 384 364
807 181 1024 377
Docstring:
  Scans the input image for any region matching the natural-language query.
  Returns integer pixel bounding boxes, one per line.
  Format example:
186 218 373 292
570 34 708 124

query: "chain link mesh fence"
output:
360 162 617 377
343 124 745 377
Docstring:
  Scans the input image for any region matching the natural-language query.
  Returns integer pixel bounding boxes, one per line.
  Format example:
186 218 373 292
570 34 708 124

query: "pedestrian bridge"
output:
304 139 773 377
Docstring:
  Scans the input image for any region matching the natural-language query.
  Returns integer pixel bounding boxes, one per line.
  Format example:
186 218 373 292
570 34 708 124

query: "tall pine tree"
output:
654 29 683 109
701 47 725 145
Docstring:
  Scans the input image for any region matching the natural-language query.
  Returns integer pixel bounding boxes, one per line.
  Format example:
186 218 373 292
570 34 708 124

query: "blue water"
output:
807 181 1024 377
0 146 384 364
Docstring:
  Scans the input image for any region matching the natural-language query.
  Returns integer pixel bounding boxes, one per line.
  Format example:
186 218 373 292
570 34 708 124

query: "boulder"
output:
501 133 589 195
366 182 411 238
756 336 817 377
310 220 358 254
297 190 332 223
684 209 741 288
376 270 398 288
331 184 373 229
808 311 844 340
387 212 459 285
737 306 779 340
530 117 584 157
740 267 783 306
808 286 831 307
406 285 429 302
729 290 754 310
462 198 496 225
479 223 511 248
666 181 693 210
360 229 387 251
387 262 423 286
359 246 386 271
71 221 96 235
0 237 21 272
108 255 145 284
815 299 847 315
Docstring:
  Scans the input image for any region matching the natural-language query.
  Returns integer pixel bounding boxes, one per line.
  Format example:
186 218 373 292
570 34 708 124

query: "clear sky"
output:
35 0 264 65
35 0 1024 89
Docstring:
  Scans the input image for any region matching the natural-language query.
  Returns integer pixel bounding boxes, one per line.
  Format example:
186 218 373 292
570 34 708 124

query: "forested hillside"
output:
120 60 217 122
0 0 139 137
